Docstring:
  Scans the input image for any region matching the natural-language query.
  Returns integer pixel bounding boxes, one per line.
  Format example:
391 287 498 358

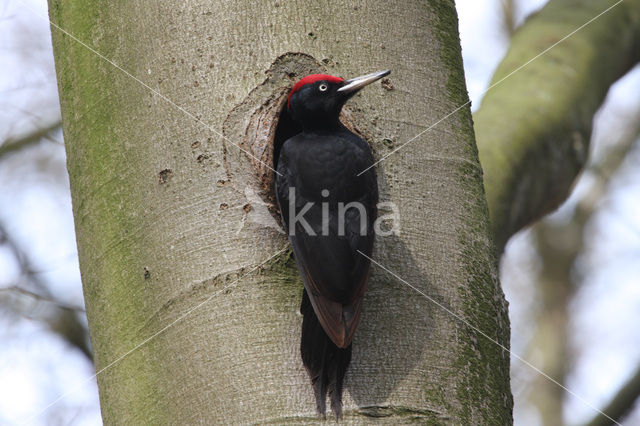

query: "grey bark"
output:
48 0 510 423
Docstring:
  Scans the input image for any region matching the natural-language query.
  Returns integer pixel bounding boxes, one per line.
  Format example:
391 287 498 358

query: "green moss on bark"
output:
451 170 512 425
49 0 516 422
475 0 640 251
428 0 476 148
428 1 512 423
49 1 172 420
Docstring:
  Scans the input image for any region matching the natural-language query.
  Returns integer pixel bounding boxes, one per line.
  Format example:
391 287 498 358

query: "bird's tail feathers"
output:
300 290 352 419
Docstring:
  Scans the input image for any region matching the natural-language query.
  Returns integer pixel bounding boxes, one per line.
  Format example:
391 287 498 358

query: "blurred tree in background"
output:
1 0 640 424
479 1 640 425
0 1 96 423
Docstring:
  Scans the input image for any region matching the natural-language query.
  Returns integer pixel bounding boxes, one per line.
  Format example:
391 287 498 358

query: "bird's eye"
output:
319 84 328 92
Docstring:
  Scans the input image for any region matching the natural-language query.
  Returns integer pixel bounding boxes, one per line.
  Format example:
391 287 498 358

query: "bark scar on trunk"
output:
222 52 372 226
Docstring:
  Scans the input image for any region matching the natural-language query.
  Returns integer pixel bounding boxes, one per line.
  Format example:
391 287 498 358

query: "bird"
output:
275 70 389 418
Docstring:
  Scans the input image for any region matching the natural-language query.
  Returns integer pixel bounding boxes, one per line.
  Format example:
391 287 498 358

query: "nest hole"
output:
241 89 365 223
273 101 302 172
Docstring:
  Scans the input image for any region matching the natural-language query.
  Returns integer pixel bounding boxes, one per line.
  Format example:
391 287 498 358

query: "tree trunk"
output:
49 0 511 423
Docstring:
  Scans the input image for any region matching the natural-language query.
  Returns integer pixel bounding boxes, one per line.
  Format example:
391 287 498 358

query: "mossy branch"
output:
474 0 640 251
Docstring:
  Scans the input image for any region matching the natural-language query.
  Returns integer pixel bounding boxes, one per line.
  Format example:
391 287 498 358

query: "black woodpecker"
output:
275 70 389 418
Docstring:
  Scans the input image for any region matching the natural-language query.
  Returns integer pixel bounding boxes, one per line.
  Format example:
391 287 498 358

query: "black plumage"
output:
275 70 388 418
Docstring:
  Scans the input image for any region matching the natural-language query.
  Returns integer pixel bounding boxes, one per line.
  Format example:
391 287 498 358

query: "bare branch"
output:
499 0 518 39
0 222 91 360
0 286 85 312
0 120 62 158
585 366 640 426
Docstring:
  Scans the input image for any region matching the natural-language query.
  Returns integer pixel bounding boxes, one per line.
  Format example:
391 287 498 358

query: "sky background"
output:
1 0 639 424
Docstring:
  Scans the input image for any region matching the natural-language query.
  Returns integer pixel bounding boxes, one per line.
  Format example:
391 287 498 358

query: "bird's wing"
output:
284 192 375 348
300 259 368 348
276 137 377 348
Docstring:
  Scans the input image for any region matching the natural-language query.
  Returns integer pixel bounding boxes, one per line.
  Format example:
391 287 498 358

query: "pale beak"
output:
337 70 391 93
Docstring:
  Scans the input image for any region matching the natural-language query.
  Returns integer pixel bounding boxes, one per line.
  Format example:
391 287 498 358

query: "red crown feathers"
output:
287 74 344 108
